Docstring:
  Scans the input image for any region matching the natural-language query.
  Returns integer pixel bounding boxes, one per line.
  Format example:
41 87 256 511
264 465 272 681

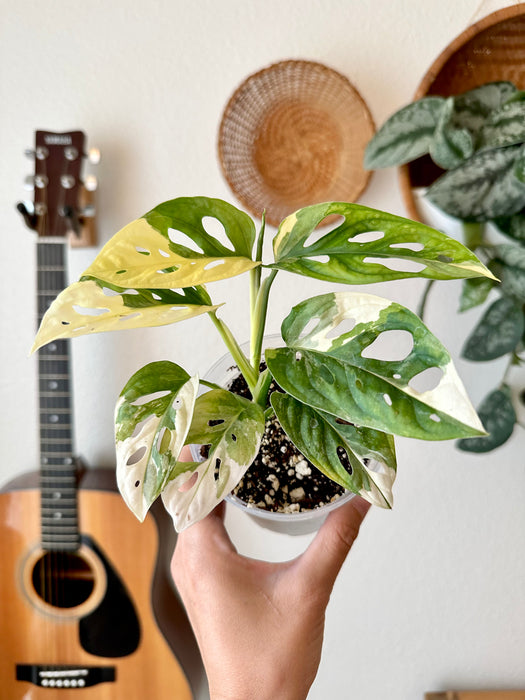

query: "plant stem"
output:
208 311 259 392
417 279 434 320
253 367 273 408
250 268 278 369
249 212 267 349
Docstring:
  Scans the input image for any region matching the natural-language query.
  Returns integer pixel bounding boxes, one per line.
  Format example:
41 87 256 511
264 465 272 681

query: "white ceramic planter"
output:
190 336 358 536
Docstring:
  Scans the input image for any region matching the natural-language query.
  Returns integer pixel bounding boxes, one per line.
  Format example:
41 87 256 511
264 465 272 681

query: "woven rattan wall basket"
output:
399 4 525 222
218 60 375 227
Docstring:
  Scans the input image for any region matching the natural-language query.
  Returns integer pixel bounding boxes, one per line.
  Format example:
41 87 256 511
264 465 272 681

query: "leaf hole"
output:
208 418 224 427
389 241 424 252
437 254 453 263
126 446 146 465
116 270 127 275
158 248 170 258
168 227 205 254
305 255 330 264
303 215 345 247
363 256 426 273
214 458 221 482
336 446 353 475
383 393 393 406
135 246 151 256
295 351 302 361
408 367 443 393
72 305 109 316
231 433 237 442
326 317 356 339
118 312 141 322
429 413 441 423
102 287 121 297
393 373 402 379
204 259 225 271
131 390 170 406
350 230 385 244
61 320 70 325
298 317 320 339
361 330 414 362
202 216 235 252
178 471 198 492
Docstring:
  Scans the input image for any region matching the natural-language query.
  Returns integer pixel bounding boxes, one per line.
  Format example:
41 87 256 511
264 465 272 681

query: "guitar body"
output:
0 469 201 699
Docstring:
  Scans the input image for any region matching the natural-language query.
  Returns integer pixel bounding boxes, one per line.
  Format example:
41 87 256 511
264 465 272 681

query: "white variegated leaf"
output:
115 363 198 521
161 390 265 531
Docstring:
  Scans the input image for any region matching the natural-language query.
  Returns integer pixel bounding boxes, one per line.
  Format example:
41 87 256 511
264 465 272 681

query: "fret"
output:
40 476 76 482
38 355 70 361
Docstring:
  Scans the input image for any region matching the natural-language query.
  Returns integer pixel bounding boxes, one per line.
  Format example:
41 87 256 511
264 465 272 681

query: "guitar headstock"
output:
18 130 98 246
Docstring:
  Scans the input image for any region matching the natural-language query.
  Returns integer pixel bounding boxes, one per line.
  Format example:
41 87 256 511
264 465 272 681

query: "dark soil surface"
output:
221 366 345 513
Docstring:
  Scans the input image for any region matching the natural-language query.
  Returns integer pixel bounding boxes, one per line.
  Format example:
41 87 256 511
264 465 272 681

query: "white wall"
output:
2 1 525 698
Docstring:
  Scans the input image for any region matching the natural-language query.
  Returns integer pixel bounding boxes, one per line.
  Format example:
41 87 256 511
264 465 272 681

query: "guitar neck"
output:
37 240 80 551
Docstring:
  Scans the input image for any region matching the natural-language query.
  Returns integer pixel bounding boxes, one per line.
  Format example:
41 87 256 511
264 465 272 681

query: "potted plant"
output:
365 81 525 453
33 196 493 531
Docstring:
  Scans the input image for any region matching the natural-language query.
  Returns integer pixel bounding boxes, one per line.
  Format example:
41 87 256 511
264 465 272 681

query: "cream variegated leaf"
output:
31 279 219 352
161 389 265 531
115 363 199 521
83 217 260 289
265 292 486 440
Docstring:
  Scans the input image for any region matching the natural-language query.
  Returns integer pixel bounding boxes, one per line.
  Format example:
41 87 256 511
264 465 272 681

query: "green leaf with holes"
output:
270 202 495 284
427 144 525 221
363 97 446 168
429 98 473 170
31 278 220 352
271 392 396 508
115 361 198 521
161 389 265 531
462 297 524 361
265 292 486 440
83 196 260 289
457 387 516 452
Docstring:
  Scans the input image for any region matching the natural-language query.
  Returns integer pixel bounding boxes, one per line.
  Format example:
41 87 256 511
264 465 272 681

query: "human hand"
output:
171 447 371 700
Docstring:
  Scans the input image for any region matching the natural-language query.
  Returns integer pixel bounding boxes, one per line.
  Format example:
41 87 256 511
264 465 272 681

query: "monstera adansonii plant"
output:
33 197 493 530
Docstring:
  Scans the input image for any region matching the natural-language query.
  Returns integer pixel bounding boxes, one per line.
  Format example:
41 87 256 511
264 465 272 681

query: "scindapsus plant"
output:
33 196 494 530
365 81 525 453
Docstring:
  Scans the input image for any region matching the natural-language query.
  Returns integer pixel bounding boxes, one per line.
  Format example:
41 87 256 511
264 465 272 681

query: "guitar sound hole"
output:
32 552 95 608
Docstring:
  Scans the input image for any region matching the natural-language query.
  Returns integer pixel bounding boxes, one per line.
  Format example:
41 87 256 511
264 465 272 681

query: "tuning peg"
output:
88 148 101 165
84 174 98 192
24 146 49 160
24 174 49 190
17 201 38 230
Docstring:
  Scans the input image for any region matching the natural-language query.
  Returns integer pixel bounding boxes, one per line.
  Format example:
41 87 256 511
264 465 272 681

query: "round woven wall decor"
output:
218 60 375 227
398 4 525 221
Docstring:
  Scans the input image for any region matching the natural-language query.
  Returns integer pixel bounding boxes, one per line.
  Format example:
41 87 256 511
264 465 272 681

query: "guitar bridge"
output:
16 664 116 688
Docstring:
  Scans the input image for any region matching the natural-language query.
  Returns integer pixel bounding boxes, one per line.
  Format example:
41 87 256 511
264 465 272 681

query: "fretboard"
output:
37 240 80 551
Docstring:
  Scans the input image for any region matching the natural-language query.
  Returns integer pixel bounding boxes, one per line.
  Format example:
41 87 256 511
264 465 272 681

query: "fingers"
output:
299 495 371 593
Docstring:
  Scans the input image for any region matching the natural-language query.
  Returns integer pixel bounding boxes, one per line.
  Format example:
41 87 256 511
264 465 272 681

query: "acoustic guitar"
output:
0 131 204 698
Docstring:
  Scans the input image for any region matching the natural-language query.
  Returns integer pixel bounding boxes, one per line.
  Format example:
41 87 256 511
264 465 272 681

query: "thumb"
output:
299 495 371 592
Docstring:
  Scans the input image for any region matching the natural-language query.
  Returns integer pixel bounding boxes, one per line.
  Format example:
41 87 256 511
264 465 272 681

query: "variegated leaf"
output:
427 144 525 221
161 389 265 531
451 82 517 135
271 392 396 508
462 296 524 360
479 99 525 150
31 278 219 352
265 292 486 440
115 362 198 521
363 97 446 168
429 98 473 170
82 197 259 289
271 202 495 284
